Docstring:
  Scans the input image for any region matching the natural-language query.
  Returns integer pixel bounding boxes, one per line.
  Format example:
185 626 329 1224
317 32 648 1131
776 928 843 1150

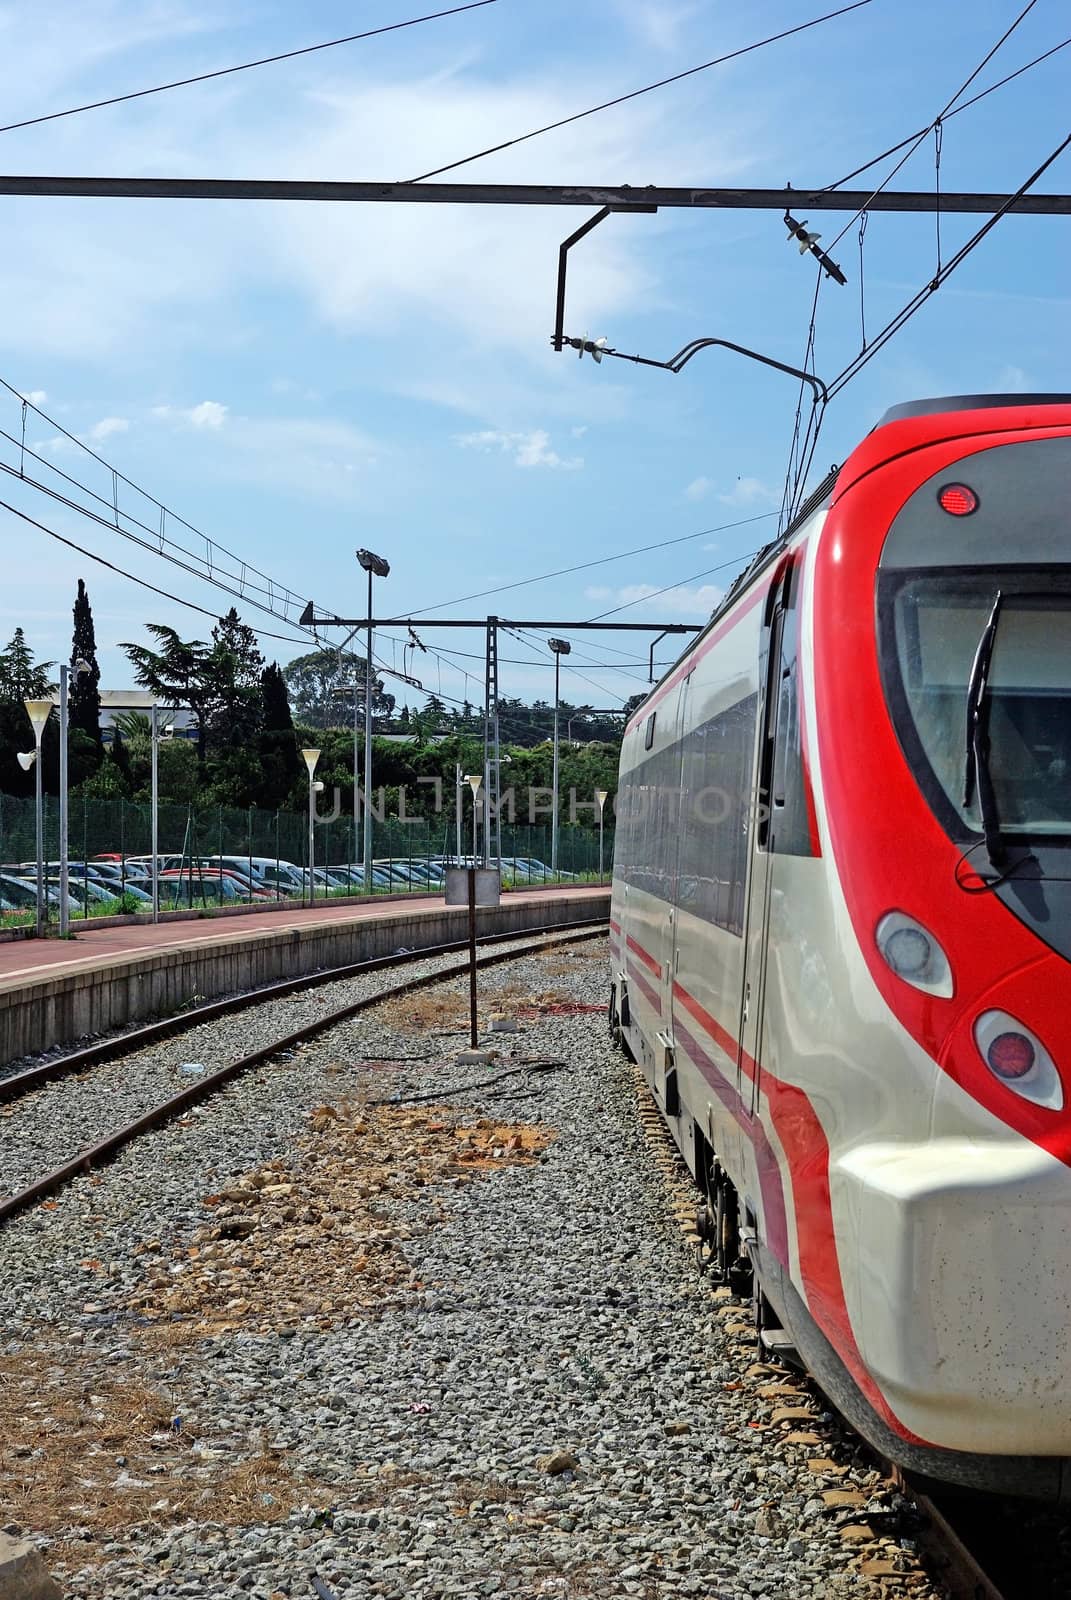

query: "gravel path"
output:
0 938 941 1599
0 930 591 1199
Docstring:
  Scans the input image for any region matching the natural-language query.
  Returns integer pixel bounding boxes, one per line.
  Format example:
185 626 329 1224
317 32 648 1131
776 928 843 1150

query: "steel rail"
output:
891 1474 1009 1600
0 923 607 1228
0 916 607 1104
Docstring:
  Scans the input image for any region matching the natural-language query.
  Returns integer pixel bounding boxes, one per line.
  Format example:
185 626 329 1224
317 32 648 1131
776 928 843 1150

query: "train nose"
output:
938 951 1071 1150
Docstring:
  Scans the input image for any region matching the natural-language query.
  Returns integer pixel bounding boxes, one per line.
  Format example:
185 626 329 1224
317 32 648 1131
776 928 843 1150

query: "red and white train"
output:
609 394 1071 1497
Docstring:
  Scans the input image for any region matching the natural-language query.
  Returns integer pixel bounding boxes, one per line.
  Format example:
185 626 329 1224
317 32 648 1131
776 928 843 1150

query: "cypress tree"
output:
70 579 103 759
258 662 301 806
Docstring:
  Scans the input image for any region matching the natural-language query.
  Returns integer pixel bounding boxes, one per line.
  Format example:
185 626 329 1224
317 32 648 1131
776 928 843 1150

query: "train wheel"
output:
608 985 622 1047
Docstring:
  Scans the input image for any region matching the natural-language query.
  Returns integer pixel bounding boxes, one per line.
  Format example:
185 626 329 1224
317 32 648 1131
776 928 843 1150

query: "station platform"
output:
0 887 609 1067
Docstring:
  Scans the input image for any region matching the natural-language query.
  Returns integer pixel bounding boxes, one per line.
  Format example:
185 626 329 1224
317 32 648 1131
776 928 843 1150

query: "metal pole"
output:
150 705 160 922
599 811 604 882
34 740 44 935
551 652 561 877
59 665 69 936
308 773 315 906
493 708 502 870
353 673 360 875
455 763 462 861
363 565 374 895
467 866 478 1050
472 788 478 861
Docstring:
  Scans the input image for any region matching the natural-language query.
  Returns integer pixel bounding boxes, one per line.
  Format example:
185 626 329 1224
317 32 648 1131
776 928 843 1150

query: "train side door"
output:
738 566 792 1114
655 674 690 1102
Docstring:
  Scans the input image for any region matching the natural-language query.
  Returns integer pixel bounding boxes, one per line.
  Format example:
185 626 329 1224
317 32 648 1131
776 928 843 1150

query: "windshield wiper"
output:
964 590 1005 869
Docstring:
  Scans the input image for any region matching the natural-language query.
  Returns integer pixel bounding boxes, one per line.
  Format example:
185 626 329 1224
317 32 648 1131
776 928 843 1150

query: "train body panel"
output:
611 393 1071 1496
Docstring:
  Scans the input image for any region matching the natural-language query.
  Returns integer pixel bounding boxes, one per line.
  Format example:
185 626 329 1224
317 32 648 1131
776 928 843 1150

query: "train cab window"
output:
760 564 815 857
644 712 656 751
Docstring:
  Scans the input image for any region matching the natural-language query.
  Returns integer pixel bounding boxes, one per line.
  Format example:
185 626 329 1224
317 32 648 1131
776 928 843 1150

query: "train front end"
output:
813 395 1071 1495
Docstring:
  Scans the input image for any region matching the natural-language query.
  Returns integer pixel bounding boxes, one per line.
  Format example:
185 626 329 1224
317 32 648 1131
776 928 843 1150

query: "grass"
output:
0 1345 306 1559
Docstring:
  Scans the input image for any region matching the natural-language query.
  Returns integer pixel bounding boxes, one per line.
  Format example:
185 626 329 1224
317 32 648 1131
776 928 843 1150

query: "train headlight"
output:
974 1010 1062 1110
875 911 953 998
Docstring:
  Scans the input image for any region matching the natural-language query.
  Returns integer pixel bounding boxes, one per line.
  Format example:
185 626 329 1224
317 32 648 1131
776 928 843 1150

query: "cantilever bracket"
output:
551 201 658 353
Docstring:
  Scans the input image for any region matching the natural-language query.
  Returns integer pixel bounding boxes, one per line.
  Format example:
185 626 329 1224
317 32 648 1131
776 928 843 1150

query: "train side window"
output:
644 712 656 751
767 569 815 857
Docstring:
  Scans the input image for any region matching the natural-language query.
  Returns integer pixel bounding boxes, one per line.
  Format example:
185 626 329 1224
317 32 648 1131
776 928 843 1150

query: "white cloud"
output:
997 364 1029 393
152 400 228 429
251 70 752 359
614 0 701 52
456 428 583 471
20 389 46 407
87 415 129 441
718 476 779 508
571 425 589 439
585 581 724 618
685 475 712 501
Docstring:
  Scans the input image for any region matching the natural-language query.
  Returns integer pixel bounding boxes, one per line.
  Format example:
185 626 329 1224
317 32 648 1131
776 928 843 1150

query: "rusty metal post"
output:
467 866 478 1049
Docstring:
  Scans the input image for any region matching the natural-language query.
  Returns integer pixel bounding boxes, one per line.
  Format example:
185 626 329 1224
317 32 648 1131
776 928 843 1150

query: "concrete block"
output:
0 1533 63 1600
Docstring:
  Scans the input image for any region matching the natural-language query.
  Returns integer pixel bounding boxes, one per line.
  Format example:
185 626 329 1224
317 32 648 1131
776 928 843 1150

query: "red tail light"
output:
987 1032 1036 1081
938 483 978 516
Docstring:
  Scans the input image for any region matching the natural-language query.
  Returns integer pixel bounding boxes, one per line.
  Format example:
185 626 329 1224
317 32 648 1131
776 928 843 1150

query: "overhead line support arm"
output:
0 177 1067 213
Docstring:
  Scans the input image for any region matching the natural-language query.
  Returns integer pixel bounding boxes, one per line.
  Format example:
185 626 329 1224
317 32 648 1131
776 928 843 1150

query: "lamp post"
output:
58 658 91 937
548 638 571 877
466 773 482 861
356 548 390 896
150 705 160 923
301 747 321 904
595 789 609 883
455 763 464 861
22 699 52 935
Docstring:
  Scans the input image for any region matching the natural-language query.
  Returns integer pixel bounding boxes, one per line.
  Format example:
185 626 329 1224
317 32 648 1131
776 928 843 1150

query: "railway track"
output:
630 1061 1016 1600
0 918 607 1227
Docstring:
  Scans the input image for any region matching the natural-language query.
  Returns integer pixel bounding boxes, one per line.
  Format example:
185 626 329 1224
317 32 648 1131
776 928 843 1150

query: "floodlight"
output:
356 548 391 578
548 638 572 656
17 750 36 772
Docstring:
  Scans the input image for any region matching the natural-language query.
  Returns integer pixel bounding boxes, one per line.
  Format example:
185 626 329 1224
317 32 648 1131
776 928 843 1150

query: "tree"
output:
284 648 393 728
108 728 132 791
0 630 57 797
258 662 301 807
0 628 55 701
122 625 213 764
69 579 103 760
205 608 265 753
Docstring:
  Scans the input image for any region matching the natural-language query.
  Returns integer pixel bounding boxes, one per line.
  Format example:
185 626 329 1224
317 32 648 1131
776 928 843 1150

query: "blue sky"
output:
0 0 1067 714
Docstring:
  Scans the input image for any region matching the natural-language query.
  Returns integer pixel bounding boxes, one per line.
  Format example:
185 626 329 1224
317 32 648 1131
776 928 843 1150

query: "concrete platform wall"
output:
0 895 609 1067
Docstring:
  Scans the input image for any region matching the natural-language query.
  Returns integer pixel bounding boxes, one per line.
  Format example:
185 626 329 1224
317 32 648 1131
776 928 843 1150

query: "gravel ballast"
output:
0 937 941 1599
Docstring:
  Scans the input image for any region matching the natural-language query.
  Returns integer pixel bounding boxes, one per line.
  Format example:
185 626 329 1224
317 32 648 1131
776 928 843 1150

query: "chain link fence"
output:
0 794 614 924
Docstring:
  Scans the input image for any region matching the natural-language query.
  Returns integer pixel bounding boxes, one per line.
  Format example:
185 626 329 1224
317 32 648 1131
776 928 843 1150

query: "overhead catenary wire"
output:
822 0 1043 254
824 127 1071 402
820 33 1071 191
404 510 777 618
584 550 764 623
0 1 500 137
0 380 331 640
0 495 318 649
406 0 873 182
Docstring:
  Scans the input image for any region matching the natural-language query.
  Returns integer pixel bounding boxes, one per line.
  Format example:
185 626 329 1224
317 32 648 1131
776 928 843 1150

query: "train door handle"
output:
743 982 751 1023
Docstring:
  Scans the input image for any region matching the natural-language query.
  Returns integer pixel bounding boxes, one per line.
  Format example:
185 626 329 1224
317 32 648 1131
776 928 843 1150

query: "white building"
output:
98 690 199 742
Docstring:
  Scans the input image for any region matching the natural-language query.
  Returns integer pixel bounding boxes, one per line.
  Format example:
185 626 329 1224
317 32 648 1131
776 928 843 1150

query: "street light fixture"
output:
356 548 390 895
58 657 91 937
23 699 52 935
301 747 321 904
595 789 609 883
547 638 571 877
465 773 482 861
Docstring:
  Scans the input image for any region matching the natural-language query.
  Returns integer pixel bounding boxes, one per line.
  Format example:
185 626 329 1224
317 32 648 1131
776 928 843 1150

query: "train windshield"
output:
883 574 1071 840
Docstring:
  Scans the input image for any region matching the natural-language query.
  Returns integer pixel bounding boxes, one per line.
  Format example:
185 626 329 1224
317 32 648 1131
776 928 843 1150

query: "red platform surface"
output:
0 886 608 990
